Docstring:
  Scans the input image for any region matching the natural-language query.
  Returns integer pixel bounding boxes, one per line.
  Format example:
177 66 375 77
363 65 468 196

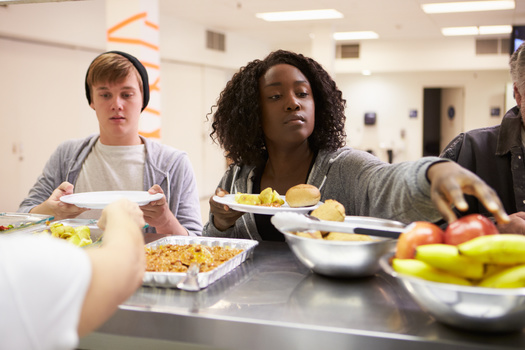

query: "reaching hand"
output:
98 198 145 233
496 211 525 234
427 162 509 225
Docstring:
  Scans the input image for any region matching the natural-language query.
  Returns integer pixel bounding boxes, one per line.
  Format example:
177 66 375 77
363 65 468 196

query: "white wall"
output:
0 0 514 220
337 70 510 163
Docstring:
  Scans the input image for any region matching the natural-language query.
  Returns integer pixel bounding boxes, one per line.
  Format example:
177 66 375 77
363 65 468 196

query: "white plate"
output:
60 191 164 209
213 194 321 215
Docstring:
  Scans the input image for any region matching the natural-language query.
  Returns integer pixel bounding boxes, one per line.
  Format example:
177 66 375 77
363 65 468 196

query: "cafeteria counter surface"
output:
78 236 525 350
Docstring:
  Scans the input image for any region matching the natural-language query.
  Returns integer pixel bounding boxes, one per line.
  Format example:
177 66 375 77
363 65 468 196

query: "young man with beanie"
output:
18 51 202 236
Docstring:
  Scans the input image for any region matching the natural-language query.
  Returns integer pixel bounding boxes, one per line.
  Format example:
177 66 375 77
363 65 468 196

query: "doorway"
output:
423 87 465 156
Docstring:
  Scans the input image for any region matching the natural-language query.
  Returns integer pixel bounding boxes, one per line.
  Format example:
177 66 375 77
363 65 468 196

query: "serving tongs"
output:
271 212 405 239
177 263 201 291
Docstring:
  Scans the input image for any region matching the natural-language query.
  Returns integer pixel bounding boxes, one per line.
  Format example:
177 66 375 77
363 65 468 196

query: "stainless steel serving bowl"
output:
280 230 397 278
379 252 525 332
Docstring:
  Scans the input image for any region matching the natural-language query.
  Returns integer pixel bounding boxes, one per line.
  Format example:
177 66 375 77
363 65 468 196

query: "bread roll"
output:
324 232 374 241
294 230 323 239
310 199 345 222
285 184 321 207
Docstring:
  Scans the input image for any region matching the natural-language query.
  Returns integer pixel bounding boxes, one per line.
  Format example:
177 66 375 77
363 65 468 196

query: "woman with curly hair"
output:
203 50 508 241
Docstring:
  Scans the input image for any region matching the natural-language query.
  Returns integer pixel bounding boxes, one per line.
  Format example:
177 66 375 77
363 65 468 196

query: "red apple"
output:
444 214 499 246
395 221 444 259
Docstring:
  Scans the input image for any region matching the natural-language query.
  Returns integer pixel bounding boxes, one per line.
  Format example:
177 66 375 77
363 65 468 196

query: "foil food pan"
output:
143 236 258 290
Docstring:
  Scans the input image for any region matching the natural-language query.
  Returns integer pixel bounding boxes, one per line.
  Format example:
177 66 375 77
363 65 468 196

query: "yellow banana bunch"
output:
392 258 472 286
458 234 525 264
415 244 484 279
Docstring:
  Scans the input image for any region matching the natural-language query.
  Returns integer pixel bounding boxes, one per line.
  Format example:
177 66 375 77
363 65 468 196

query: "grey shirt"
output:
18 134 203 235
203 147 444 241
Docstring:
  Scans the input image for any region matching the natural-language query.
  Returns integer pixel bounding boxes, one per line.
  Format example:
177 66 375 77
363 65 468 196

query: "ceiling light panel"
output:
479 25 512 34
255 9 343 22
422 1 515 14
442 26 480 36
334 31 379 40
442 25 512 36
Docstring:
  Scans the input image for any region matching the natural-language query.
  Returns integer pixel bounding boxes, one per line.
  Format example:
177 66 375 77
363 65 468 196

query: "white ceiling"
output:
159 0 525 46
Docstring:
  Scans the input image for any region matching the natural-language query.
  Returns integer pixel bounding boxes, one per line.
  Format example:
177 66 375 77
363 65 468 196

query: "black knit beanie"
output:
85 50 150 111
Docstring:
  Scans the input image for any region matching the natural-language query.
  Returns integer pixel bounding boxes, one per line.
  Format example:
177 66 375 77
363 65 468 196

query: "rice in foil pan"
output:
143 236 258 290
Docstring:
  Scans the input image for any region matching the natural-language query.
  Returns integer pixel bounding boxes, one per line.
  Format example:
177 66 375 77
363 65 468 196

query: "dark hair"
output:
209 50 347 166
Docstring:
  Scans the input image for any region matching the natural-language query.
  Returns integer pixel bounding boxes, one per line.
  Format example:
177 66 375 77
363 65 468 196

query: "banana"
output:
415 244 484 279
392 258 472 286
458 234 525 264
478 264 525 288
483 263 516 279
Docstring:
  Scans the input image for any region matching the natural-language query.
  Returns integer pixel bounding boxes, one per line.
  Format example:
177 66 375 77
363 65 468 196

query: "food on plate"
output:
145 243 244 273
458 234 525 264
0 225 14 231
285 184 321 207
310 199 345 222
415 244 484 279
444 214 499 245
395 221 444 259
234 193 261 206
35 222 92 247
234 187 284 207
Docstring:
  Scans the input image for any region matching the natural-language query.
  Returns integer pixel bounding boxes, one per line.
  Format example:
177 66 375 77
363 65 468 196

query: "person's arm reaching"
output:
77 199 145 336
427 161 510 225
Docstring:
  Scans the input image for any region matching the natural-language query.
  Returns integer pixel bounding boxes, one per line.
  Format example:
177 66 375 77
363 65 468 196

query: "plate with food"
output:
60 191 164 209
213 185 322 215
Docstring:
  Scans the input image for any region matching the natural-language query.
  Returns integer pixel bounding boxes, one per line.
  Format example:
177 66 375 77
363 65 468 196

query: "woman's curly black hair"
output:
209 49 347 167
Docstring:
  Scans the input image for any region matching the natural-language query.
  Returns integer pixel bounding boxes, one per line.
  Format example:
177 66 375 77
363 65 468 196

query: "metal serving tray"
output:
143 236 259 291
0 212 54 233
20 218 103 245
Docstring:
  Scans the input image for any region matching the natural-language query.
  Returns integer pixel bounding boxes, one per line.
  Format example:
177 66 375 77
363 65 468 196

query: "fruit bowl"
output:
379 252 525 332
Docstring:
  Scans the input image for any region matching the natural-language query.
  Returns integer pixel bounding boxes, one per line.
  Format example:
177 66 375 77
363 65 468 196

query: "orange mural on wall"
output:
106 9 161 140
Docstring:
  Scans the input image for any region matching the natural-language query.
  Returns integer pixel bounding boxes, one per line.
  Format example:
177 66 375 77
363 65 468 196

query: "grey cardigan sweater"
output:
203 147 443 241
18 134 203 235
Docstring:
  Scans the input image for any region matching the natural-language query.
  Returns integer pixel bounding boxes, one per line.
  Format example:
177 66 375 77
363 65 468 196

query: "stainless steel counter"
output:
80 240 525 350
